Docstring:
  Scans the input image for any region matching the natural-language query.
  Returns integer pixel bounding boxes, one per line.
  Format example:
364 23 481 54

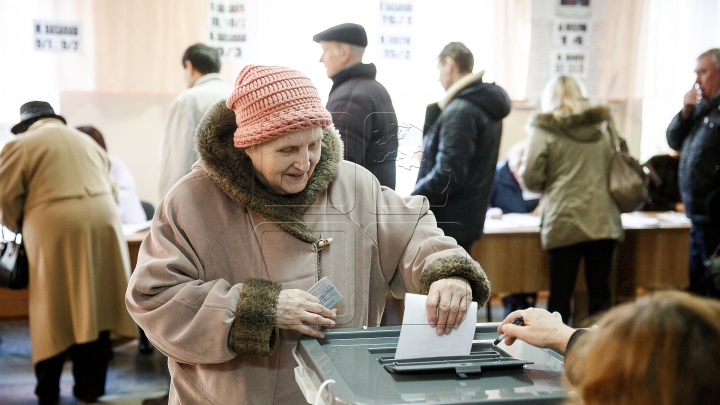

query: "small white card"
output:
307 276 342 309
394 293 478 360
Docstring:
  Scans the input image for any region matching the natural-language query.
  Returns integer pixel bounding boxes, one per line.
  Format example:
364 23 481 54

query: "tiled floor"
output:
0 296 529 405
0 321 169 405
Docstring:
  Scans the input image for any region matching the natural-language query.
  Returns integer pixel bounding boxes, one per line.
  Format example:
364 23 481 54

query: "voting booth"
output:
293 324 567 405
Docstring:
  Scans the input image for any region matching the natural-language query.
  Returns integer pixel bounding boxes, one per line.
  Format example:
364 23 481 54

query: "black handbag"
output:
0 225 29 290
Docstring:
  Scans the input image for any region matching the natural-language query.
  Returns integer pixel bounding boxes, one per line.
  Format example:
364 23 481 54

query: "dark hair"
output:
438 42 474 74
75 125 107 151
182 44 221 74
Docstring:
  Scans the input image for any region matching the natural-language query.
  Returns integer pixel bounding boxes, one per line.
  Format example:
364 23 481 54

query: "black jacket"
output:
412 75 511 243
667 93 720 223
327 63 398 189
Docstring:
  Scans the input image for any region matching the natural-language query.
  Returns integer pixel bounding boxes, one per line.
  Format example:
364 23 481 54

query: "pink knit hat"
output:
226 65 333 148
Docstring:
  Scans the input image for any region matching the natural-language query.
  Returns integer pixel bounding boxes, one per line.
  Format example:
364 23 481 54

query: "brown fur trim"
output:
231 278 283 356
529 105 611 133
419 255 491 306
195 100 343 243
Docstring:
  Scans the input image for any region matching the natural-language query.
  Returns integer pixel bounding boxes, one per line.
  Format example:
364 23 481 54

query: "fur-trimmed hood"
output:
528 105 612 142
195 100 343 243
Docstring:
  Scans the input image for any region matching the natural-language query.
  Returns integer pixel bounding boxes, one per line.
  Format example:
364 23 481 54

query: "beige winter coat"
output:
519 106 624 250
0 118 138 363
126 102 491 405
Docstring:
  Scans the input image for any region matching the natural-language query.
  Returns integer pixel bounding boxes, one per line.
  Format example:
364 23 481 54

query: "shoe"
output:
142 393 169 405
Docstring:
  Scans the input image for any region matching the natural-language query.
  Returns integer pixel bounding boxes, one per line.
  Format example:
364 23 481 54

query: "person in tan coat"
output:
0 101 138 405
519 76 624 324
126 65 491 404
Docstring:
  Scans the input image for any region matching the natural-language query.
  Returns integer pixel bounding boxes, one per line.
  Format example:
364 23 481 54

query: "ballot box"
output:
293 324 566 405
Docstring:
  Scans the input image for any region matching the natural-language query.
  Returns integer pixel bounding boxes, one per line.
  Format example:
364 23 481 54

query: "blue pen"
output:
493 316 524 345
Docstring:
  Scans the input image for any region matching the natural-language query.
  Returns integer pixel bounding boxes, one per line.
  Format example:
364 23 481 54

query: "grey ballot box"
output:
293 324 567 405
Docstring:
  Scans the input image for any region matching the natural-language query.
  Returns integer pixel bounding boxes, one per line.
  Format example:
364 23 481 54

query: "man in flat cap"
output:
314 23 398 189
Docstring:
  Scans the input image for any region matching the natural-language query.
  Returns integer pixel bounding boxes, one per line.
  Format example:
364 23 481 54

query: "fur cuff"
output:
231 278 282 356
419 255 491 306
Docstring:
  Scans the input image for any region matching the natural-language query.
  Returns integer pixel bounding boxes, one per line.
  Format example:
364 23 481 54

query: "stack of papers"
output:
621 213 660 229
121 220 152 236
656 212 691 225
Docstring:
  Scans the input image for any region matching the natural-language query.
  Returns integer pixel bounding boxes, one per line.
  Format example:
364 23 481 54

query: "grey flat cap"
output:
313 23 367 47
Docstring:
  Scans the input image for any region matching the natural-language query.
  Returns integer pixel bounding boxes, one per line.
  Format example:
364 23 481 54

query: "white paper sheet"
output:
394 293 478 360
121 220 152 236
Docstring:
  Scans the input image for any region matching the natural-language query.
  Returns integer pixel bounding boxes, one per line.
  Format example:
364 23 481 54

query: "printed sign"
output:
207 1 247 60
553 19 591 48
33 21 81 53
378 1 413 60
551 50 588 78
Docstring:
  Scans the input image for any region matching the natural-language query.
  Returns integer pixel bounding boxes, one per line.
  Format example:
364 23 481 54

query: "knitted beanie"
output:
226 65 333 148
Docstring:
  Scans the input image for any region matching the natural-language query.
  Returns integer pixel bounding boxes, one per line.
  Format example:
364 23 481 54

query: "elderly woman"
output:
126 65 490 404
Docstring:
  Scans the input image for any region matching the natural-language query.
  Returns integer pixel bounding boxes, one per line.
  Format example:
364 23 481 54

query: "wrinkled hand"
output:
681 86 701 118
497 308 575 352
274 289 336 339
426 277 472 335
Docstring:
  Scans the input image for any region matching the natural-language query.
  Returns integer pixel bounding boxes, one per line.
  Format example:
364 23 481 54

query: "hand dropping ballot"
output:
394 293 478 360
307 276 342 309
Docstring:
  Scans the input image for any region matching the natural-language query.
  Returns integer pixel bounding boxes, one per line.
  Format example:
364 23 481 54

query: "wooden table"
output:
0 230 150 319
470 212 691 303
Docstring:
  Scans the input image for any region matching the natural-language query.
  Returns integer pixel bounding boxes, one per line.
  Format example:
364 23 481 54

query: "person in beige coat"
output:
519 75 623 324
126 65 491 405
0 101 138 405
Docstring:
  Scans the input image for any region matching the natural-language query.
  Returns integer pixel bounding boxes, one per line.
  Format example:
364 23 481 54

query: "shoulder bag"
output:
607 119 647 213
0 224 29 290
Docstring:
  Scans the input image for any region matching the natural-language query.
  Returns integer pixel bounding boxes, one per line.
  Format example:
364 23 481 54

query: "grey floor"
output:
0 298 519 405
0 321 168 405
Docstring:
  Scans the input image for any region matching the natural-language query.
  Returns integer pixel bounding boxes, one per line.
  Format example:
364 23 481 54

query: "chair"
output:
141 201 155 220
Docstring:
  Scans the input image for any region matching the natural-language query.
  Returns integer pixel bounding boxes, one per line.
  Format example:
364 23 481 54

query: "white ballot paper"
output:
394 293 478 360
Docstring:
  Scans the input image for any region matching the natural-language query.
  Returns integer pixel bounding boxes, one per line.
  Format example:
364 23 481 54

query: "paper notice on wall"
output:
377 1 413 60
33 21 81 53
550 18 590 78
207 0 248 60
553 19 591 48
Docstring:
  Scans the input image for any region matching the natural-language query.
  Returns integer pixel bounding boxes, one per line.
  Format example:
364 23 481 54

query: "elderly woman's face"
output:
245 127 323 195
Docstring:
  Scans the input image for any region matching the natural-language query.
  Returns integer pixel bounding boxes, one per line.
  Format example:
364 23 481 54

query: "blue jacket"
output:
490 159 540 214
412 74 510 243
667 93 720 223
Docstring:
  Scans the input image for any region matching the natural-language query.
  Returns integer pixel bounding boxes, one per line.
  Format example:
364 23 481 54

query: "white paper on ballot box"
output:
394 293 478 360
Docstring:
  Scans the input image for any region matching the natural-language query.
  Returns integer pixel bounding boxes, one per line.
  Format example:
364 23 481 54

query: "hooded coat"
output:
0 118 138 364
125 101 490 404
519 106 624 251
412 72 511 245
326 62 398 189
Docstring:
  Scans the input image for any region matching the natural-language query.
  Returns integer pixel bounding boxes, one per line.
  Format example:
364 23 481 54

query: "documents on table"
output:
483 213 540 230
121 220 152 236
620 213 660 229
394 293 478 360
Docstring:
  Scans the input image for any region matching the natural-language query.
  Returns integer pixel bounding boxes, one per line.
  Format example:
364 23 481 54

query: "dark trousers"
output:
689 223 720 297
547 239 617 324
34 331 111 405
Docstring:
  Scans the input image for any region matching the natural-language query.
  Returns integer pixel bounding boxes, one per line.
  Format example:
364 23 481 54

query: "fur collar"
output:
438 70 485 110
196 100 343 243
529 105 611 132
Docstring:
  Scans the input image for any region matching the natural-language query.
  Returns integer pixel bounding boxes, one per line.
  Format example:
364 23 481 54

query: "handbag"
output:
0 225 29 290
607 120 647 213
706 245 720 291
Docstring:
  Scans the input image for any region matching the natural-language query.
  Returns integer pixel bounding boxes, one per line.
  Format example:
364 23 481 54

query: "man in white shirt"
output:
158 44 230 200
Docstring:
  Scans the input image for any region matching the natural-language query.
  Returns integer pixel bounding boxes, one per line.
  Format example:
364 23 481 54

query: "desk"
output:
0 230 150 319
471 212 691 303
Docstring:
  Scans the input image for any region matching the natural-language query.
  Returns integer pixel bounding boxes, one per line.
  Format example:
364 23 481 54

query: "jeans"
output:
547 239 617 324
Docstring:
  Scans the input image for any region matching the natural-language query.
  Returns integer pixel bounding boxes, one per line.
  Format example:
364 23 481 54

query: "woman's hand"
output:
497 308 575 352
274 289 336 339
426 276 472 335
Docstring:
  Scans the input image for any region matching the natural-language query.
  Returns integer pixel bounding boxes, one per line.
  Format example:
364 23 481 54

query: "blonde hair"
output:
540 75 589 116
564 291 720 405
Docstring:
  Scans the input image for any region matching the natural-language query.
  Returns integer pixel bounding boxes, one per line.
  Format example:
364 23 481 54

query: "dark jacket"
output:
640 154 680 212
412 72 511 244
327 63 398 189
490 159 540 214
667 93 720 223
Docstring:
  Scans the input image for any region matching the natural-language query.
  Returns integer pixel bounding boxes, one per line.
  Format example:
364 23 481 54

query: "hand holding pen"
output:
495 308 575 352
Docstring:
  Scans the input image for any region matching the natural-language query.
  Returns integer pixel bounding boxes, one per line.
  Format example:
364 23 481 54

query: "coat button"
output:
705 117 709 123
716 165 720 171
711 123 715 128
